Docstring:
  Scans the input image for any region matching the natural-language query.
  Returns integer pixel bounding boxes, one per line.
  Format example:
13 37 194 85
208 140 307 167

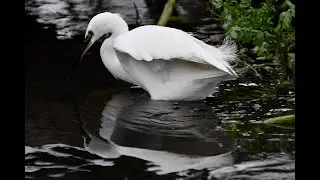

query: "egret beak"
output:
72 32 96 81
80 35 95 62
79 32 111 62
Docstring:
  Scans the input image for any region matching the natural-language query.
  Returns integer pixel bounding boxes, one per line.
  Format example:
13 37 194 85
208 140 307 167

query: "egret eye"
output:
84 30 94 43
87 30 94 38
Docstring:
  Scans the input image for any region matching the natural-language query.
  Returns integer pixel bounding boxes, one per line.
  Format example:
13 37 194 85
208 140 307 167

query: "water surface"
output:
25 0 295 179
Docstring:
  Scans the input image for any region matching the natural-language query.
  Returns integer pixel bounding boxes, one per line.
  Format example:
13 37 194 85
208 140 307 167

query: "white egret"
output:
80 12 238 101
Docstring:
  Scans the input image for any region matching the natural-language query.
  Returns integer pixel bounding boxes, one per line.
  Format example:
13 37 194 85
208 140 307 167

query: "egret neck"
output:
99 26 135 85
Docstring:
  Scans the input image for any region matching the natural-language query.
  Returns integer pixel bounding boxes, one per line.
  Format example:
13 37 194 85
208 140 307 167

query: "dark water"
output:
25 0 295 179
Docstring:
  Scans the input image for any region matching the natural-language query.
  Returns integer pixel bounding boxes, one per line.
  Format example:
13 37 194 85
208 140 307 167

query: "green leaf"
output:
275 24 281 33
263 66 274 72
242 31 252 44
288 53 295 61
256 56 267 60
276 9 294 31
221 7 229 21
281 11 292 29
288 60 295 71
253 31 265 46
213 0 223 9
265 31 276 40
230 29 237 39
286 0 295 11
232 26 241 31
253 46 260 53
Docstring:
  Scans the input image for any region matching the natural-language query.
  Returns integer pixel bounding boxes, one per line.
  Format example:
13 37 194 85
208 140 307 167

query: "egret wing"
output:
113 25 237 76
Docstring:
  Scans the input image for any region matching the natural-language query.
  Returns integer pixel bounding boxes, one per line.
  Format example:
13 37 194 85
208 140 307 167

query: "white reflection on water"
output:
25 91 295 179
83 92 236 175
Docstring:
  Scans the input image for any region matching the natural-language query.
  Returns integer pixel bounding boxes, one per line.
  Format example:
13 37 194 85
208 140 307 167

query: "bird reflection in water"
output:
80 90 236 175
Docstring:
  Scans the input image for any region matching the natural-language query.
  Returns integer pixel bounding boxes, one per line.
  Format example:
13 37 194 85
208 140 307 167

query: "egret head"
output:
80 12 128 61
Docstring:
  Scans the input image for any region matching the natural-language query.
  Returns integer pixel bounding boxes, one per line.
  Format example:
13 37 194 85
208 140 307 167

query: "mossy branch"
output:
168 16 188 24
157 0 176 26
263 114 295 124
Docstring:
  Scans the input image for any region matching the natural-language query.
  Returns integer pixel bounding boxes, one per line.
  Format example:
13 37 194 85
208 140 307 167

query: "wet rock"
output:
200 17 216 24
172 106 180 110
198 29 221 35
209 34 225 43
196 24 220 33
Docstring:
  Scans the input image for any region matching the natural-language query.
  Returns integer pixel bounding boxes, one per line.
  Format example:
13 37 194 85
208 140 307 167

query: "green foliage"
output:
208 0 295 82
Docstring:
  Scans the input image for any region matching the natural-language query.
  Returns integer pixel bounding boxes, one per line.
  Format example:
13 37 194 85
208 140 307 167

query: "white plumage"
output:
114 25 237 76
82 12 238 101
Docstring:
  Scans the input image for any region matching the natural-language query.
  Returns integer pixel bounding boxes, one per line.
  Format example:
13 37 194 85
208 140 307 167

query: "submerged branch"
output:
263 114 295 124
133 2 141 26
239 60 262 79
157 0 176 26
168 16 188 23
237 50 263 79
265 123 294 129
252 62 279 68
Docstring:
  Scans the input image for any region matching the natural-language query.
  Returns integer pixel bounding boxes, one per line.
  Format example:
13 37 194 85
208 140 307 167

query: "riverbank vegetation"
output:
207 0 295 85
206 0 295 124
